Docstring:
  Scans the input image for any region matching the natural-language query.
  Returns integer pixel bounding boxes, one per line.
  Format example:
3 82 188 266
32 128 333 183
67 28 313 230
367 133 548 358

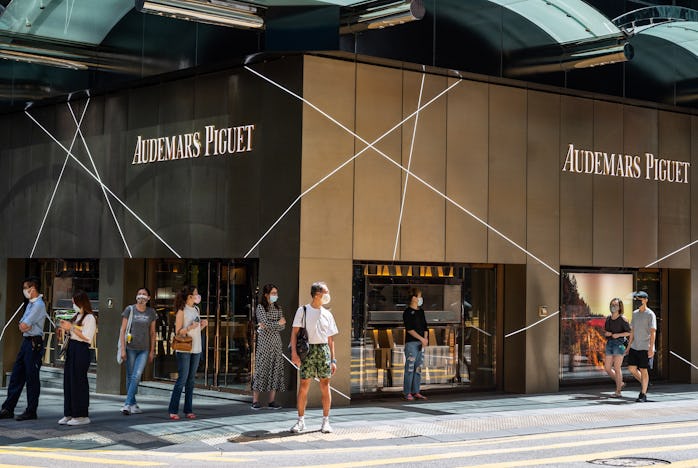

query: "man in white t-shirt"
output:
290 281 338 434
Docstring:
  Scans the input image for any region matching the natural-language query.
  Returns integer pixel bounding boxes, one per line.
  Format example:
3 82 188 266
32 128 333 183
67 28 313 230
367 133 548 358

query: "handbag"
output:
117 305 134 364
289 306 309 361
172 334 193 352
171 307 198 352
57 331 69 360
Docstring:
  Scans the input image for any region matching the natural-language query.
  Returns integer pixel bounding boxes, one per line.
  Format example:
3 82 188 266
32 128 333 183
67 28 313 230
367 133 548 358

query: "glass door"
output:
151 259 256 393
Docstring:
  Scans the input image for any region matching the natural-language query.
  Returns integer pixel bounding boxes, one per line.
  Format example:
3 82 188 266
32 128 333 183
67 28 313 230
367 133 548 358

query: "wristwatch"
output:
331 359 337 364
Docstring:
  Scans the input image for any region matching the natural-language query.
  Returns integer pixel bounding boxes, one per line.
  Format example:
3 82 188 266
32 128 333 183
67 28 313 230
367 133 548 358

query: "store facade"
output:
0 54 696 404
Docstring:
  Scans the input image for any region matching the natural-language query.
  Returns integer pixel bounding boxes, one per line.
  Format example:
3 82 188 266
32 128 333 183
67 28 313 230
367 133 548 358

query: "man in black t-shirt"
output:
402 287 428 401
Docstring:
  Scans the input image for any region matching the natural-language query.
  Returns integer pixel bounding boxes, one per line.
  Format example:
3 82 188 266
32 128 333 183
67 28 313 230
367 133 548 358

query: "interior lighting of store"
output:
135 0 264 29
363 264 454 277
340 0 425 34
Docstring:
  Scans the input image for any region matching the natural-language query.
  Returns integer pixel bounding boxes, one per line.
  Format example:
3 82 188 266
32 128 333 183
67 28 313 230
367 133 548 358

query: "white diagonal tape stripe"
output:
68 102 133 258
243 66 460 258
670 351 698 371
25 111 182 258
282 353 351 400
0 303 24 344
393 73 425 261
645 239 698 267
30 100 90 257
505 310 560 338
244 66 559 276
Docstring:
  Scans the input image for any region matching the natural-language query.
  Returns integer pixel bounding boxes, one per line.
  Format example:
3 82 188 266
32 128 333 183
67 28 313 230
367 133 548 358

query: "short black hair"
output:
310 281 327 297
23 276 40 291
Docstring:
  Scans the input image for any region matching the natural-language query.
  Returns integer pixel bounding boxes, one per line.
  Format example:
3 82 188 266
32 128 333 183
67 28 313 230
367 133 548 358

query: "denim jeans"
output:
168 352 201 414
124 348 149 406
403 340 424 395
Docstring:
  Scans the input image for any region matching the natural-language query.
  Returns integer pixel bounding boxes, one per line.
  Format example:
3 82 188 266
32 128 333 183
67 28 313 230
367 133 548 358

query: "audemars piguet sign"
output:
562 143 690 183
131 124 255 165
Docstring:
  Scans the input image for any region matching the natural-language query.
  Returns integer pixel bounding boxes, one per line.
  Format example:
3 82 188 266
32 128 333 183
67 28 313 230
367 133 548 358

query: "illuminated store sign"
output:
132 124 255 165
562 143 689 183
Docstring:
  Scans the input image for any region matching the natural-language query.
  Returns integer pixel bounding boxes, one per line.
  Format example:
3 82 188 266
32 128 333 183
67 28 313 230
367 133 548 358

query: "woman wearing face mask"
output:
58 290 97 426
119 287 157 415
251 284 286 410
603 297 631 397
402 287 428 401
168 285 207 420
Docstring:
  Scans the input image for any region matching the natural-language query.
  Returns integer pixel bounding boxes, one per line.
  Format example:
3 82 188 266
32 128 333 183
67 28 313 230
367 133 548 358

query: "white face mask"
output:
610 304 619 313
136 294 149 304
73 304 81 313
193 294 202 305
321 293 331 305
269 295 278 303
23 289 31 299
417 297 424 307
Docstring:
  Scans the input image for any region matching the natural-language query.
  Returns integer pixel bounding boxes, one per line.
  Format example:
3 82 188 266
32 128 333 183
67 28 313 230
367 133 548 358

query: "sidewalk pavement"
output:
0 382 697 454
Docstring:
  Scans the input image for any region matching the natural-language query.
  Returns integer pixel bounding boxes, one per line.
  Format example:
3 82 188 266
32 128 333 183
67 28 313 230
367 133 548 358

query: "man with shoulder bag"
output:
290 282 338 434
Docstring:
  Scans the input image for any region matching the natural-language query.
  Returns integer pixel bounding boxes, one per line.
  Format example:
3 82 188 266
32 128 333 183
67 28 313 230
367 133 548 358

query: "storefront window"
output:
30 259 100 370
351 263 496 394
559 270 661 382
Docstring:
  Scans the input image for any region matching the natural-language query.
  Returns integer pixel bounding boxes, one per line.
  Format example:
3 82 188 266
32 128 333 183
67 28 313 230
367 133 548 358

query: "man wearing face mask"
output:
402 287 428 401
0 277 47 421
624 291 656 403
290 282 338 434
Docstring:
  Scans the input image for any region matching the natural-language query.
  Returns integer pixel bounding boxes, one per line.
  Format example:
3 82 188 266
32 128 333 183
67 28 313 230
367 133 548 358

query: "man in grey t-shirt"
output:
624 291 656 403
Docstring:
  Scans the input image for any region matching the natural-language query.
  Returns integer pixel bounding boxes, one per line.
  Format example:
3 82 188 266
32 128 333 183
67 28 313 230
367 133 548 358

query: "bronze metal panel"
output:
560 96 593 266
488 85 526 264
623 106 658 267
525 262 560 393
446 79 489 263
353 63 403 260
592 100 624 267
399 71 447 262
301 56 356 260
526 90 560 271
656 111 691 268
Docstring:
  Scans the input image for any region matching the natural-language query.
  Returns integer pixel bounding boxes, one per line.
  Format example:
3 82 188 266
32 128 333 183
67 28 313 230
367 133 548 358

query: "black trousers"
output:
63 340 90 417
2 337 43 414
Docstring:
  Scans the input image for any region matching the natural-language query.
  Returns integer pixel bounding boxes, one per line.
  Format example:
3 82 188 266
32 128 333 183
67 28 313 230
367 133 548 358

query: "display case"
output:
351 263 497 395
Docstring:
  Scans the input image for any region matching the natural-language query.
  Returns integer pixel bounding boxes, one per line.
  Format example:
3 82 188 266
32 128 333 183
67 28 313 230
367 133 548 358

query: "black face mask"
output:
633 300 642 309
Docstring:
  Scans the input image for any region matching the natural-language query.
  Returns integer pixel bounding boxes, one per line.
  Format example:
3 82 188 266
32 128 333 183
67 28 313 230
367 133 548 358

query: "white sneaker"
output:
67 417 91 426
121 405 131 415
129 405 143 414
58 416 72 425
290 419 305 433
320 418 333 434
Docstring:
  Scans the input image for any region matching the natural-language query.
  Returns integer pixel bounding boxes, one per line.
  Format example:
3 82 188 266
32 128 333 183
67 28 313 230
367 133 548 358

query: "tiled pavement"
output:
0 383 697 453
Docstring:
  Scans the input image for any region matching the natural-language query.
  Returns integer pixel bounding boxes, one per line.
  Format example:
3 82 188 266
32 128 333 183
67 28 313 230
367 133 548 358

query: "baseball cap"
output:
633 291 649 299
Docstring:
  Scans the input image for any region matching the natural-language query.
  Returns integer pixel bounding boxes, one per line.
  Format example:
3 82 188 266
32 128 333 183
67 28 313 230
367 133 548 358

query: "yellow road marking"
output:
0 449 166 466
297 430 698 468
0 465 42 468
460 442 698 467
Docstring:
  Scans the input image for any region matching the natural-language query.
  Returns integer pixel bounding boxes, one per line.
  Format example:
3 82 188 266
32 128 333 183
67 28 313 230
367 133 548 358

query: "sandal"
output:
185 413 197 419
169 414 180 420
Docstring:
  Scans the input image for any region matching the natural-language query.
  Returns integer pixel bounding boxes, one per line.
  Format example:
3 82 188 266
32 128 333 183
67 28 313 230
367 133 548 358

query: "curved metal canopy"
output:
487 0 622 44
0 0 695 111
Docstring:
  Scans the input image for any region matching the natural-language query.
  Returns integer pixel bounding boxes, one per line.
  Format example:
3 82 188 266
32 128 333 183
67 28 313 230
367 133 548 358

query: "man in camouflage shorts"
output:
290 282 338 434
